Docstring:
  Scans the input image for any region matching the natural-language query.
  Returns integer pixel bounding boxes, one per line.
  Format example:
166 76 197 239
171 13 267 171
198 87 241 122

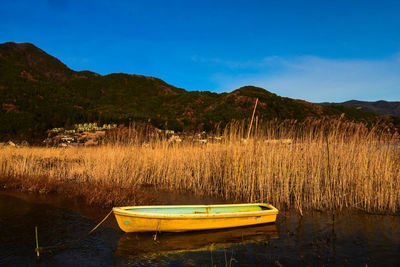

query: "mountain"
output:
0 42 398 141
319 100 400 117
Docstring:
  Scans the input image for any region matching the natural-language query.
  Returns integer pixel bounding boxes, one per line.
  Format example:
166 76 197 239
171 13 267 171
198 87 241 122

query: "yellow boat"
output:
113 203 278 232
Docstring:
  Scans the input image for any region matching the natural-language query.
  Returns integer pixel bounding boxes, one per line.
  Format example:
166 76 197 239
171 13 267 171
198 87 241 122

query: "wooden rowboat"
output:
113 203 278 232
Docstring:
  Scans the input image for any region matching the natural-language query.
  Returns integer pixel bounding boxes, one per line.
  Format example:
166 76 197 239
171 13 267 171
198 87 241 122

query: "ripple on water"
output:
0 192 399 266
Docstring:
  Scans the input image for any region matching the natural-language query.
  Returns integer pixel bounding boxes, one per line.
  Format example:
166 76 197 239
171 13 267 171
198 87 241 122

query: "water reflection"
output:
0 193 119 266
1 192 399 266
115 223 278 259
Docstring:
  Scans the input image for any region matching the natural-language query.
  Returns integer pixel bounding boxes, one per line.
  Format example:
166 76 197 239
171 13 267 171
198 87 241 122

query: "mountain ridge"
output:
1 42 398 141
319 100 400 117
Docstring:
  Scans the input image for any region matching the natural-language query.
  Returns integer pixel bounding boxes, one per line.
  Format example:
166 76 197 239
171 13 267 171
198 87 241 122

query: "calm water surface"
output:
0 192 399 266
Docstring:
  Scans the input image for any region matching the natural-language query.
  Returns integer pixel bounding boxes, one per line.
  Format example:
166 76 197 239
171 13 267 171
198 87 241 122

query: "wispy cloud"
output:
208 55 400 102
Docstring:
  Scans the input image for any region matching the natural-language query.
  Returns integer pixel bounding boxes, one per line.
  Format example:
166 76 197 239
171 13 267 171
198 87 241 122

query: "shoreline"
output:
1 177 399 216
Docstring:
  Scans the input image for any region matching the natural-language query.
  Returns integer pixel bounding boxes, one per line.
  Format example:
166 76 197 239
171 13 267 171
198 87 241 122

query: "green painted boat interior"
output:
126 205 272 214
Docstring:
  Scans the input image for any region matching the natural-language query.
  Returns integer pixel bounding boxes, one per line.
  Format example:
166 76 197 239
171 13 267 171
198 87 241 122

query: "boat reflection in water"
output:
114 223 278 259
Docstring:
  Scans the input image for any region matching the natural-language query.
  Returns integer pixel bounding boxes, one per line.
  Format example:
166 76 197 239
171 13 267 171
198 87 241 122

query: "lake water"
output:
0 192 399 266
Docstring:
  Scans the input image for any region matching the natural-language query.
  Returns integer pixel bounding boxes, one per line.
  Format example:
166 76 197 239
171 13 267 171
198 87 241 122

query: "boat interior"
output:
125 205 273 214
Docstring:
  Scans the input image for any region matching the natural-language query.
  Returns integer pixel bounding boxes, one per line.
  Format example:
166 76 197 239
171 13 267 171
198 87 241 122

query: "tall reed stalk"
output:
0 119 399 214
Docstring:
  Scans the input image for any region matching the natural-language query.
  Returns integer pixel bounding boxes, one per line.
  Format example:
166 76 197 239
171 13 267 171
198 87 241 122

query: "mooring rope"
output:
35 209 113 255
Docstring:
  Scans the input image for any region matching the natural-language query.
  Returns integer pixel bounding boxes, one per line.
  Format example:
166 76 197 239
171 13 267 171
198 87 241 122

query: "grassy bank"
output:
0 119 399 214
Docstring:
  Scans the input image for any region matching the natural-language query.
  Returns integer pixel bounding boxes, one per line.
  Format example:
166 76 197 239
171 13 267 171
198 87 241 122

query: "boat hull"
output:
113 203 278 232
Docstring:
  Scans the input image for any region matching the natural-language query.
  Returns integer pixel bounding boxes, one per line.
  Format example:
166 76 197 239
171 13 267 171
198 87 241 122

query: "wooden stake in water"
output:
35 226 40 260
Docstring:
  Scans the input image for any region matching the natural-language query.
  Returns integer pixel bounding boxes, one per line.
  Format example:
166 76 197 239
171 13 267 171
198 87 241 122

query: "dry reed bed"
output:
0 120 399 214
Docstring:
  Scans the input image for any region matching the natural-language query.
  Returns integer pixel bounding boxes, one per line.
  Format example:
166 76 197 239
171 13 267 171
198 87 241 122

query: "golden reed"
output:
0 118 399 214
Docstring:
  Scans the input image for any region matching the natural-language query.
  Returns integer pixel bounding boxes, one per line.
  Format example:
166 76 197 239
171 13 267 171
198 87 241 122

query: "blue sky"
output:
1 0 399 101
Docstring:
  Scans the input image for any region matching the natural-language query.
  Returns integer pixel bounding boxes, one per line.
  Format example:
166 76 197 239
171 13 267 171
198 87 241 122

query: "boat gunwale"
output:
113 203 279 219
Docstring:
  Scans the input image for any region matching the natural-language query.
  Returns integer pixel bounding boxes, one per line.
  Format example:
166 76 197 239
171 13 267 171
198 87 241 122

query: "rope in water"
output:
35 209 113 255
